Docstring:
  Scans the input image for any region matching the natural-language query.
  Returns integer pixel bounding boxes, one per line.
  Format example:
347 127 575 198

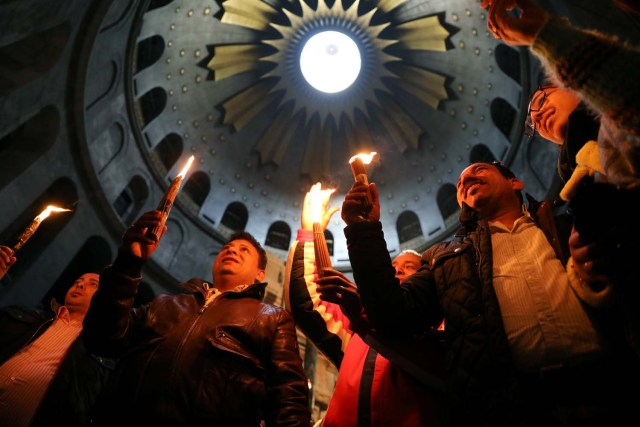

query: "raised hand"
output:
341 182 380 225
0 245 16 280
568 225 614 289
485 0 550 46
122 210 166 260
301 183 340 231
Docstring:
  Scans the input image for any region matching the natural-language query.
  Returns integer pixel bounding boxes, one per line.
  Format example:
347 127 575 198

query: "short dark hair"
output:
481 161 523 203
228 231 267 270
485 160 517 179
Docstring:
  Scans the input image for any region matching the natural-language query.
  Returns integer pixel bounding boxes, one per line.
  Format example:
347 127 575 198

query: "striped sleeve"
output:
283 231 353 368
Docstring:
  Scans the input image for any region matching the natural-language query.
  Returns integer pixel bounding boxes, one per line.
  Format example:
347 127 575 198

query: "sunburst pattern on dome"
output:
207 0 452 181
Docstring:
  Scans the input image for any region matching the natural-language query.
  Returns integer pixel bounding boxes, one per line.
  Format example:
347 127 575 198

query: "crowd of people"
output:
1 1 639 426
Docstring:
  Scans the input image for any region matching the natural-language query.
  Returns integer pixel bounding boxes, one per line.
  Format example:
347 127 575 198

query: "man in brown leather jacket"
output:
82 210 310 427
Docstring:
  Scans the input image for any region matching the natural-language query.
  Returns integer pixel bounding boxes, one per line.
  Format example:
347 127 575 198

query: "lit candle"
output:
348 152 378 208
13 205 71 252
146 155 195 241
348 151 378 185
308 182 335 277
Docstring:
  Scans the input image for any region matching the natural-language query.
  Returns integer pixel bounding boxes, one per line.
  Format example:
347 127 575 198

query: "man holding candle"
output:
334 162 640 426
284 185 443 426
0 272 111 427
82 209 310 427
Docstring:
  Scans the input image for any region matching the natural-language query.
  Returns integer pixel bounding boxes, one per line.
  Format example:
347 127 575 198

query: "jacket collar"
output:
180 278 267 301
456 194 541 235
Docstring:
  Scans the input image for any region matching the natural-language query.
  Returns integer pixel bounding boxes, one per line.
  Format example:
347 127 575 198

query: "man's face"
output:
456 163 523 213
64 273 100 315
212 239 265 287
392 252 420 283
529 87 581 144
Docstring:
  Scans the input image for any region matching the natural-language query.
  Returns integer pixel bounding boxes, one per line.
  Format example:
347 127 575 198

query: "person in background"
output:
285 185 443 427
485 0 640 355
335 162 640 426
82 210 310 427
0 271 111 427
482 0 640 188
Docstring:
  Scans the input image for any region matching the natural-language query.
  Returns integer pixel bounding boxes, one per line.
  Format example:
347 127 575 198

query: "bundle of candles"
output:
307 182 335 278
146 155 195 241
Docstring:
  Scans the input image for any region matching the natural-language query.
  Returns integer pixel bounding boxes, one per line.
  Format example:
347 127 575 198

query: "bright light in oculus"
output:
300 31 361 94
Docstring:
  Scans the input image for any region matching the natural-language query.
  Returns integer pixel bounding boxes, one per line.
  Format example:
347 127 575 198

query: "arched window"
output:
220 202 248 232
153 133 183 171
138 87 167 124
396 211 423 244
436 183 459 221
265 221 291 250
183 171 210 208
136 35 164 72
113 175 149 226
0 23 70 96
490 97 517 141
495 44 521 83
0 106 59 191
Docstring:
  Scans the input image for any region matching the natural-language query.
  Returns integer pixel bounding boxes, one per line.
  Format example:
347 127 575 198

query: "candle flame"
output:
37 205 71 221
177 155 196 178
349 151 378 165
308 182 335 224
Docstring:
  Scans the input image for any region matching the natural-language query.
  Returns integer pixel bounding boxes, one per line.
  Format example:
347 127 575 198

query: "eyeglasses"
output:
524 85 553 138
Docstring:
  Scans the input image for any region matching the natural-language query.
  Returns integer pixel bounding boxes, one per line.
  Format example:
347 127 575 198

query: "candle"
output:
348 152 377 208
145 155 195 241
307 182 335 277
13 205 71 252
349 152 377 185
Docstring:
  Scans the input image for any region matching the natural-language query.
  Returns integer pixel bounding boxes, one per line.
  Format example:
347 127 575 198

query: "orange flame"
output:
177 155 195 178
308 182 335 224
349 151 378 165
36 205 72 221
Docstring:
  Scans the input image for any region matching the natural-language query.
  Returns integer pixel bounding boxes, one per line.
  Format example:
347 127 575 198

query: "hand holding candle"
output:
145 155 195 241
349 151 377 185
13 205 72 252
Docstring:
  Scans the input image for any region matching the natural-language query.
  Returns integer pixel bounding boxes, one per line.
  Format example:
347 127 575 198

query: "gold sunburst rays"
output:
208 0 452 181
262 0 398 125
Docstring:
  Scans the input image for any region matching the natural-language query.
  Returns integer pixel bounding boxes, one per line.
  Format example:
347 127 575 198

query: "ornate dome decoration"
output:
208 0 452 182
83 0 535 274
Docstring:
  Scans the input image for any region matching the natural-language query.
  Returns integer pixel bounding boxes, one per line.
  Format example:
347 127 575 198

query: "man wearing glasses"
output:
335 161 640 426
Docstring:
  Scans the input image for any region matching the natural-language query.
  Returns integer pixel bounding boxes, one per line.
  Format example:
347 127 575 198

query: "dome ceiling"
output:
80 0 536 279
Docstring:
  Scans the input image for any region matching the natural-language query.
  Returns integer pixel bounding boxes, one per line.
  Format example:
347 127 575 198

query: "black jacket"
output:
344 199 577 426
82 251 310 427
0 304 112 427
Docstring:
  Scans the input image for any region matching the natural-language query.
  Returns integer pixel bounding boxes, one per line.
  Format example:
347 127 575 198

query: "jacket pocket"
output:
197 333 267 421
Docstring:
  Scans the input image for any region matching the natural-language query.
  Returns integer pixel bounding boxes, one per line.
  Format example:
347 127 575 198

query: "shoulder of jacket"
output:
422 238 470 268
2 305 50 324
